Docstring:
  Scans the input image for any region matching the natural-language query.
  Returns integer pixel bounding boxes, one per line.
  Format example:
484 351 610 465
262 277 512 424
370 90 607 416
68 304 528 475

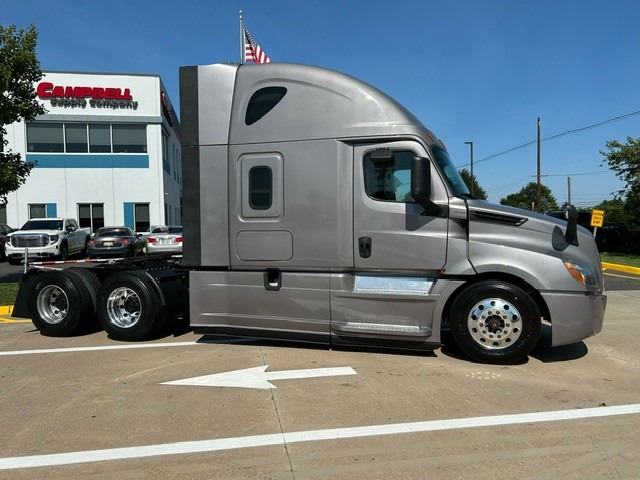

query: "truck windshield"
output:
20 220 64 230
432 147 471 198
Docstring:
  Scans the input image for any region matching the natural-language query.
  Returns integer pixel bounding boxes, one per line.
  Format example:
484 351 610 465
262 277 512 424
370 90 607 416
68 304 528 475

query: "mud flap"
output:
11 270 43 319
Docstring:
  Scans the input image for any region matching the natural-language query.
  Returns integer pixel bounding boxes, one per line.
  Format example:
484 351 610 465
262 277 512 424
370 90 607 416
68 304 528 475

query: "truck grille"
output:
11 234 49 248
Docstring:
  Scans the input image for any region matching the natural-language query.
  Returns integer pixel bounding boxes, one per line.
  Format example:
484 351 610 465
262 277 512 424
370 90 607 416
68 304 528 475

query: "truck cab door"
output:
64 219 80 250
353 141 448 272
329 141 449 345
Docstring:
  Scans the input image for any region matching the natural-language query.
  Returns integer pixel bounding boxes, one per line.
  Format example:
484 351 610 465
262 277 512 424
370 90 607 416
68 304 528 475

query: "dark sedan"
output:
87 227 144 258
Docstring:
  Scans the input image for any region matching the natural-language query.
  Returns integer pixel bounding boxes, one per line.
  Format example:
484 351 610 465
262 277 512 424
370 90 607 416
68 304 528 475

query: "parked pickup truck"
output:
6 218 90 264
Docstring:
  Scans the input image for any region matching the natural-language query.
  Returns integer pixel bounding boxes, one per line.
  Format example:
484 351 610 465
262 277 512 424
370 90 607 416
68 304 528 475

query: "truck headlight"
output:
563 261 597 287
49 234 59 243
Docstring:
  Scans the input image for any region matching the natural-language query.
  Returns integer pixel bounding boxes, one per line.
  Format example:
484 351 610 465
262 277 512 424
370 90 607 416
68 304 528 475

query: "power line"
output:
487 175 533 194
541 171 610 177
487 170 610 195
456 109 640 168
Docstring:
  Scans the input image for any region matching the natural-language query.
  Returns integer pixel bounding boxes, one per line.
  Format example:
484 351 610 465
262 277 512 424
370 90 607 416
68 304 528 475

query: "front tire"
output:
97 271 165 341
59 243 69 261
450 281 541 364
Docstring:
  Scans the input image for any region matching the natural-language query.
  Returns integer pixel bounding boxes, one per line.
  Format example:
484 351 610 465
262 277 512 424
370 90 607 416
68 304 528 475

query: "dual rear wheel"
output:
28 270 165 341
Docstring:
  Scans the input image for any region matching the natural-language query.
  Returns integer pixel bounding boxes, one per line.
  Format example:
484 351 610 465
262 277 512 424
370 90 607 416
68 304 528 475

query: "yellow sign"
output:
590 209 604 228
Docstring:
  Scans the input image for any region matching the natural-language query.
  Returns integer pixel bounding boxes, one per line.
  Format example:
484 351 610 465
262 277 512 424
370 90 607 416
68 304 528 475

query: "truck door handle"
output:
264 268 282 291
358 236 372 258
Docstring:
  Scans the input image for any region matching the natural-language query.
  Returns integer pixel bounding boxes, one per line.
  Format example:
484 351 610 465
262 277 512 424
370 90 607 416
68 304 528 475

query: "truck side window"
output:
249 166 272 209
245 87 287 125
363 150 415 203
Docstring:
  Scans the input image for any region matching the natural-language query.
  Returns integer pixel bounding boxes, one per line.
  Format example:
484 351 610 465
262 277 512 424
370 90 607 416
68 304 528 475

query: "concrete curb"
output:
602 262 640 276
0 305 13 315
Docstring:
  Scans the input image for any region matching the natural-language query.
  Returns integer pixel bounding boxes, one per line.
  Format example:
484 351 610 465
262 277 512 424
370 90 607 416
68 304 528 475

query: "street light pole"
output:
536 117 541 212
464 141 474 196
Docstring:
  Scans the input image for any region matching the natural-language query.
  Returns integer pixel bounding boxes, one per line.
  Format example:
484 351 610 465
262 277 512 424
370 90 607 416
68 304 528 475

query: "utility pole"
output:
464 141 474 196
567 176 571 205
536 117 541 212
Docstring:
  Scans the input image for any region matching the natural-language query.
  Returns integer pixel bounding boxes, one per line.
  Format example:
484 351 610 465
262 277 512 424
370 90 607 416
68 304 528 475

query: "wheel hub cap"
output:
467 298 522 350
106 287 142 329
37 286 69 325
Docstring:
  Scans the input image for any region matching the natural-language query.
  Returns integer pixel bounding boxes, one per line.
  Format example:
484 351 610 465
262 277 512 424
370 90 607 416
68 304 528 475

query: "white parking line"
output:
0 336 260 357
1 403 639 470
0 341 202 356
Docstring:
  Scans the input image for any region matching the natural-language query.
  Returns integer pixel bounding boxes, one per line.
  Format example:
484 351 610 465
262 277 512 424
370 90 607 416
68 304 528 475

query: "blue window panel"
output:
46 203 57 218
123 203 135 228
27 154 149 168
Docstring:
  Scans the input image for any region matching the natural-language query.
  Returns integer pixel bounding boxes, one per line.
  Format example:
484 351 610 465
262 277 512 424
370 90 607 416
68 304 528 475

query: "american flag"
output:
244 28 271 64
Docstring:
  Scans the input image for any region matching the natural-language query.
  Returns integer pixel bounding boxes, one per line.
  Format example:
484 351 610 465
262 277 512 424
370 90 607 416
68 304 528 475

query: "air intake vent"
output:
471 211 527 226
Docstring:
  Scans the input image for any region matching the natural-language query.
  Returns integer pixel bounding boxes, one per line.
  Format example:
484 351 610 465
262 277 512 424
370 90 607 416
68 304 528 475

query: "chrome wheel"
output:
105 287 142 329
467 297 522 350
36 285 69 325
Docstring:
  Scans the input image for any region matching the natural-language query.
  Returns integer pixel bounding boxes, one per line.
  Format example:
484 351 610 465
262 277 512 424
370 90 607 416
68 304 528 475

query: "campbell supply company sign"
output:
36 81 139 110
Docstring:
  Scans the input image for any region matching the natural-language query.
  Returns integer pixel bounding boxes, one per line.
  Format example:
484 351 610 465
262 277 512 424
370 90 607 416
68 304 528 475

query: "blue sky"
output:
3 0 639 206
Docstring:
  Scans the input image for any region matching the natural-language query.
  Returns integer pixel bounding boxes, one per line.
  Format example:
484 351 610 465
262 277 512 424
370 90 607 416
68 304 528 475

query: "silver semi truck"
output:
13 62 606 364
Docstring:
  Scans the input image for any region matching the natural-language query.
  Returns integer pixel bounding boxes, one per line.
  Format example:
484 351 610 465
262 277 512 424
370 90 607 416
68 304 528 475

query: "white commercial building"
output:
2 71 182 232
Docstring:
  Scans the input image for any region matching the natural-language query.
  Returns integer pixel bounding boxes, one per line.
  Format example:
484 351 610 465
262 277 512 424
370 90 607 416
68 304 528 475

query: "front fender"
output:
469 241 586 293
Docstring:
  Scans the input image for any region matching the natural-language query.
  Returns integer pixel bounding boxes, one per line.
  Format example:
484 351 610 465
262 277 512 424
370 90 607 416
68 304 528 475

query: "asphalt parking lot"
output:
0 269 639 478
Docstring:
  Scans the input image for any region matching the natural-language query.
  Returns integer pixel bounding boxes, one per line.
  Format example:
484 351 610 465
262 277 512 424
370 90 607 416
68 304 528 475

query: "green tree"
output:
600 136 640 228
0 24 45 203
459 168 488 200
500 182 559 212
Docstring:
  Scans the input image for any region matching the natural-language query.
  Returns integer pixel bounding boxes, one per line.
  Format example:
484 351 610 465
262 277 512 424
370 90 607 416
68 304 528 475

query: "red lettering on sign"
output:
36 82 135 100
37 82 54 97
64 86 80 97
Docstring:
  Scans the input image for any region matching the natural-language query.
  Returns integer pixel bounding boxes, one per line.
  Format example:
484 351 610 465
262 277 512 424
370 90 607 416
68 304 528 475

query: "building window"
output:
0 204 6 224
65 124 88 153
162 132 171 173
26 123 64 152
89 124 111 153
29 204 45 218
27 122 147 154
249 166 272 210
113 124 147 153
134 203 150 231
123 202 150 230
245 87 287 125
363 149 415 203
78 203 104 233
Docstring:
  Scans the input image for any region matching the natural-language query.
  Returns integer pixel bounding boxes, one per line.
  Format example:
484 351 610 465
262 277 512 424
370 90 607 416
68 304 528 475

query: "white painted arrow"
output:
161 365 357 390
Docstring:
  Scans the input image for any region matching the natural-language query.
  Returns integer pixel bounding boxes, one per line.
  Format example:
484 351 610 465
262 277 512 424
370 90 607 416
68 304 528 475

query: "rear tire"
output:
82 238 90 258
27 271 92 336
450 281 541 364
65 268 101 328
59 243 69 261
97 271 165 341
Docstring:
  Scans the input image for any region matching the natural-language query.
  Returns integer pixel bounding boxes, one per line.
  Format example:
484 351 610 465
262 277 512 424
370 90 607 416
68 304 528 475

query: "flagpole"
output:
239 10 244 64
